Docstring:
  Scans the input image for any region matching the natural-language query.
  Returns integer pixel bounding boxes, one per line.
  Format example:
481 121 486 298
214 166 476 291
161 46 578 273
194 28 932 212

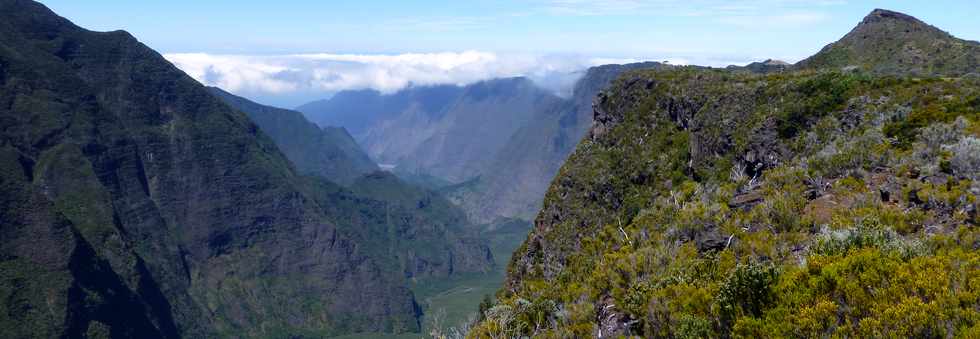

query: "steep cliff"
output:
0 0 485 336
208 87 378 185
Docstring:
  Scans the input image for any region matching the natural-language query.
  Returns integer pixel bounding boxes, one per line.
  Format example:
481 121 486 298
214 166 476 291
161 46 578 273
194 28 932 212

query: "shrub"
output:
674 315 713 339
918 119 965 150
946 136 980 180
717 263 779 328
812 223 926 259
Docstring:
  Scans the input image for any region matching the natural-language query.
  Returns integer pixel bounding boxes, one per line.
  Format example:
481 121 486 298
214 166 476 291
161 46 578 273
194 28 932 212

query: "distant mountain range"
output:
299 78 564 184
298 63 672 223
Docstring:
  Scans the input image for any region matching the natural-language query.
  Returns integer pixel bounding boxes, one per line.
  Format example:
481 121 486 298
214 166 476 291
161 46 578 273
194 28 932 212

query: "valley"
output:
1 1 979 338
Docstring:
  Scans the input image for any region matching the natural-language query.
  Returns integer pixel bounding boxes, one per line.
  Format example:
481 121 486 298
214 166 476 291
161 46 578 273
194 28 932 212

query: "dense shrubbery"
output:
469 69 980 338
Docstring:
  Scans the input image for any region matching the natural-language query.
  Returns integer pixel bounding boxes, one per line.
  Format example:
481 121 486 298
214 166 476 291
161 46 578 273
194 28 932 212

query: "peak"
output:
796 7 979 76
862 9 922 25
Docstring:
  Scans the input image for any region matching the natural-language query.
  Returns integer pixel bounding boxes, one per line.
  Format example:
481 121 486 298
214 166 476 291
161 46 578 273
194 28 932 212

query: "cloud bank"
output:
164 52 657 99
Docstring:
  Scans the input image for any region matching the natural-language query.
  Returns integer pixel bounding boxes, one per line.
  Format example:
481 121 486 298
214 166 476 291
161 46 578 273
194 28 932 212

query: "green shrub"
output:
717 263 779 327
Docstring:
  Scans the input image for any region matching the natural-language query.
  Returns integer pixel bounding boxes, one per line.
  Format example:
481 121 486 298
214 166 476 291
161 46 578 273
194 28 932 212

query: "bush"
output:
918 118 965 150
717 263 779 328
812 222 926 259
946 136 980 180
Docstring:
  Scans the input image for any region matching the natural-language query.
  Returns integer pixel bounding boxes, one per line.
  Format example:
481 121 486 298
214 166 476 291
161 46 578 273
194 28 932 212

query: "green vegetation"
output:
209 87 379 185
472 67 980 337
332 219 530 339
797 9 980 77
0 1 490 337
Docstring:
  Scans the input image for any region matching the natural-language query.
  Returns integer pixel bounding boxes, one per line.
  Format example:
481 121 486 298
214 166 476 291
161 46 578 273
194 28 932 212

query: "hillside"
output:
305 172 493 281
209 87 378 185
797 9 980 76
0 1 490 337
473 9 980 338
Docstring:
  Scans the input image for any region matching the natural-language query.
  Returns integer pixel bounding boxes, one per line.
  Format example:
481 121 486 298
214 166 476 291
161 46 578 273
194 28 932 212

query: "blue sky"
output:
36 0 980 106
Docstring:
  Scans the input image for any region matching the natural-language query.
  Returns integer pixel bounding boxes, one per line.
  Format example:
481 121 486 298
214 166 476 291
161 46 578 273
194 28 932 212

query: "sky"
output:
37 0 980 107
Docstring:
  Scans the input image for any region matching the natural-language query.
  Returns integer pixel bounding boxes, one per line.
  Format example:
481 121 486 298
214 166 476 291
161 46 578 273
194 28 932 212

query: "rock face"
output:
797 8 980 76
208 87 378 185
473 9 980 338
0 1 489 337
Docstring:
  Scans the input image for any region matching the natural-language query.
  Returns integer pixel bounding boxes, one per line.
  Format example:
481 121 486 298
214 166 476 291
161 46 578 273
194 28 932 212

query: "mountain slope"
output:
209 87 491 280
208 87 378 185
0 1 472 336
797 9 980 76
474 10 980 338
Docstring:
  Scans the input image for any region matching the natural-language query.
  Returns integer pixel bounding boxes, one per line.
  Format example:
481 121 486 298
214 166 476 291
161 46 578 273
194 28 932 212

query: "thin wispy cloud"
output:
539 0 844 25
383 17 495 32
717 11 830 29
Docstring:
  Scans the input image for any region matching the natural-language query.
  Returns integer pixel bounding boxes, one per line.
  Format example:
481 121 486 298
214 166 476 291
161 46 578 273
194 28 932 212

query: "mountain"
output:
297 86 464 141
445 62 669 223
0 1 490 337
473 9 980 337
797 8 980 76
298 78 564 183
208 87 377 185
300 64 670 223
727 59 790 73
208 86 491 279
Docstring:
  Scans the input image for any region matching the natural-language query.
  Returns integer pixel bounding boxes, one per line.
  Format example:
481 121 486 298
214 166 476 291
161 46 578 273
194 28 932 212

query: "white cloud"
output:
164 51 653 96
